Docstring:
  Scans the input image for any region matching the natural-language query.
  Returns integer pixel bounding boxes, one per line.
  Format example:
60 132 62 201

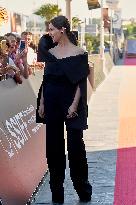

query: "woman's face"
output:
21 34 32 47
49 23 63 43
7 35 17 50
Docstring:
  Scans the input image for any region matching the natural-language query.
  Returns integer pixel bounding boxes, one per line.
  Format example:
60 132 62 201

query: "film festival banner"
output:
113 8 122 29
0 72 47 205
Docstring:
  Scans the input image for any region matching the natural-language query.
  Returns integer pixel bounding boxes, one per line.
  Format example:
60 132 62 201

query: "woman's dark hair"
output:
29 42 37 52
50 15 78 46
4 33 16 39
21 31 32 37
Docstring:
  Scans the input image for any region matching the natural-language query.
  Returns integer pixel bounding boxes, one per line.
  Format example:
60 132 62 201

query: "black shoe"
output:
52 199 64 204
52 188 64 204
76 181 92 202
79 193 92 202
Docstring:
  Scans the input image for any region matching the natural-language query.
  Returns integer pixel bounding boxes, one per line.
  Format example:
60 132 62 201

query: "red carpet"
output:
124 57 136 65
114 68 136 205
114 146 136 205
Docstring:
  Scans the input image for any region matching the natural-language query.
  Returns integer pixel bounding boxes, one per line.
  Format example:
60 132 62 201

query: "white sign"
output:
0 105 42 158
113 8 122 29
106 0 119 9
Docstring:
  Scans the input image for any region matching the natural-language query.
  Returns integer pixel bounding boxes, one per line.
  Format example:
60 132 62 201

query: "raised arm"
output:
38 85 45 118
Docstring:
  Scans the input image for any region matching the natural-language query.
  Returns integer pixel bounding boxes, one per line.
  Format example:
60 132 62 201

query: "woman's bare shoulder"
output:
72 45 86 55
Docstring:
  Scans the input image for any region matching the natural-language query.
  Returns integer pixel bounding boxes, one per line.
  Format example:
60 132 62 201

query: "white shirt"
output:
27 47 37 65
8 57 16 66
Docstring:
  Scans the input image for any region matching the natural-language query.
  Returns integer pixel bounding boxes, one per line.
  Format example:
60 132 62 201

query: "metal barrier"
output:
0 71 47 205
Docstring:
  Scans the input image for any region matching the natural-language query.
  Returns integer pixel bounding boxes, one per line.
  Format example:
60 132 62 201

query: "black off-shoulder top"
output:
36 50 89 130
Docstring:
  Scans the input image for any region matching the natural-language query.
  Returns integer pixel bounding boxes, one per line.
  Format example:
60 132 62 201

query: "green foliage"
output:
72 17 82 30
123 23 136 38
132 26 136 34
85 34 100 53
34 3 61 22
127 35 136 39
85 33 110 53
92 18 100 25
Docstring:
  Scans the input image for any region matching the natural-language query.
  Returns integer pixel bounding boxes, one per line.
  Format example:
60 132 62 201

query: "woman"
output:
5 33 29 79
37 15 93 204
0 38 22 84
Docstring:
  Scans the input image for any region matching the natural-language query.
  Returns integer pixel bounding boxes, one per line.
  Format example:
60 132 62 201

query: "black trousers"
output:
44 83 91 196
46 122 89 194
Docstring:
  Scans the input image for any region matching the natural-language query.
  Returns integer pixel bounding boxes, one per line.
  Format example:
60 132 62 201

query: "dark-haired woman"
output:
37 15 93 204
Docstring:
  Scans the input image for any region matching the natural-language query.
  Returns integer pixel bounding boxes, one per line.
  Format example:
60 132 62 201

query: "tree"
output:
34 3 61 22
72 17 81 30
123 23 136 38
132 26 136 35
85 34 101 54
85 34 94 53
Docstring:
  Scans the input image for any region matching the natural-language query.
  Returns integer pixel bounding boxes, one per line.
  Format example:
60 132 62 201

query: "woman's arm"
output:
40 86 44 104
38 85 45 118
23 62 29 79
72 85 81 108
67 86 80 118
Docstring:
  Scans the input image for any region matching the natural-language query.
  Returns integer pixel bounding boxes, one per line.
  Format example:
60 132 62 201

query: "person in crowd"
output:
37 21 57 62
21 31 45 75
37 15 93 204
4 32 29 78
21 31 37 66
21 31 37 75
4 33 17 61
0 37 22 83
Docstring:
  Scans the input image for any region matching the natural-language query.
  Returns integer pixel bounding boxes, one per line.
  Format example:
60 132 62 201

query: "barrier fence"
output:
0 71 47 205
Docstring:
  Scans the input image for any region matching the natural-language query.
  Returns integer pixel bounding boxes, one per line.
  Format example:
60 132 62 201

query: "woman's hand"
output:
15 49 27 63
67 103 78 119
38 101 45 118
21 49 28 63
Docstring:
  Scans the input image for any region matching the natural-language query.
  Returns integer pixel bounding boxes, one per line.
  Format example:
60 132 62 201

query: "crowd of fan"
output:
0 31 44 84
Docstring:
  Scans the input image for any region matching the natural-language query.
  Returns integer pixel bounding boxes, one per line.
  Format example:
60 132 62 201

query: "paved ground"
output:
31 67 122 205
116 55 124 66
